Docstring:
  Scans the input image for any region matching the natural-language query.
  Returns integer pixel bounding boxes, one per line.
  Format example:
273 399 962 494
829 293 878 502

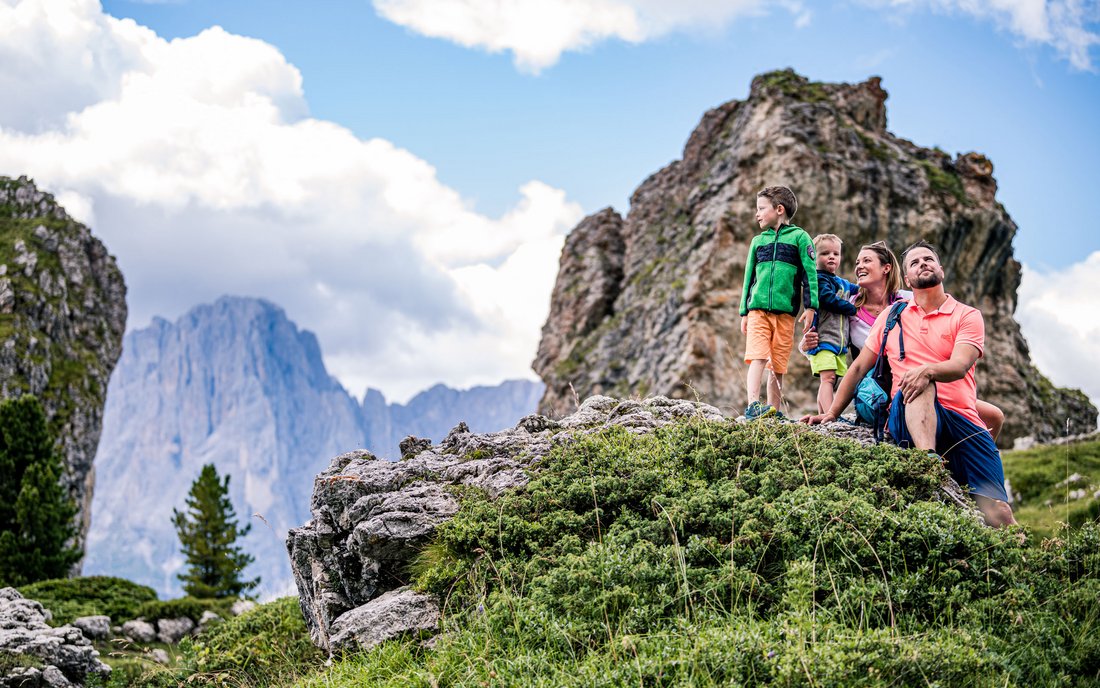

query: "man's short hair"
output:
902 239 940 265
813 233 842 249
758 186 798 220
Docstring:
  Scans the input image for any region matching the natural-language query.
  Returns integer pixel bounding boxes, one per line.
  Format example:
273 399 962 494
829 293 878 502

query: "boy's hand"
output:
801 412 836 425
798 308 816 332
741 316 748 336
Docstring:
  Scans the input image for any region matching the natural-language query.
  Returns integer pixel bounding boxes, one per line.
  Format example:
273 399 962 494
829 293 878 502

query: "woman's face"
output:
855 249 889 288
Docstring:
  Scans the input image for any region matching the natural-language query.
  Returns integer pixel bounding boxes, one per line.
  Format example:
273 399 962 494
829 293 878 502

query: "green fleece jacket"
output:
739 224 819 317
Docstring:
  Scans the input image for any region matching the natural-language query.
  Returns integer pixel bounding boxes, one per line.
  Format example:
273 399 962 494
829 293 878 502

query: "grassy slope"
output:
1002 438 1100 539
288 420 1099 688
105 423 1098 687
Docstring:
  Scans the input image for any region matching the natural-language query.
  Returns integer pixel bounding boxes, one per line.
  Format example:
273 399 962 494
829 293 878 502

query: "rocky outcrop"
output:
533 70 1096 446
0 588 111 687
0 176 126 569
287 395 726 651
86 296 544 598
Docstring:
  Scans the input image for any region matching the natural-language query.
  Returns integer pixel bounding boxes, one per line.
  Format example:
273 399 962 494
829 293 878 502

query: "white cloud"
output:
865 0 1100 70
0 0 582 403
372 0 1098 72
371 0 785 73
1017 252 1100 407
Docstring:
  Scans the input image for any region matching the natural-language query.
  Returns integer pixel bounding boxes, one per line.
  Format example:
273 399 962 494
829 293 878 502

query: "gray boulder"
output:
71 616 110 641
155 617 195 644
197 610 222 633
287 395 724 650
120 619 155 644
328 587 440 652
149 648 171 665
230 600 256 617
0 588 110 686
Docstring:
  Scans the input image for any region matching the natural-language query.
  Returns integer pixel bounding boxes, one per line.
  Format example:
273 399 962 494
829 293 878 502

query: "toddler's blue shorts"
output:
887 389 1008 502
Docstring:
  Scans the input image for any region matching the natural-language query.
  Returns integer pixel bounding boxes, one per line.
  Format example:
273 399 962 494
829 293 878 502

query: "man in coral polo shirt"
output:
802 240 1016 528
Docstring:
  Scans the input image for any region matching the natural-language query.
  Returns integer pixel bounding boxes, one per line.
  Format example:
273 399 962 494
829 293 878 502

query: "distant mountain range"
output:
84 296 543 598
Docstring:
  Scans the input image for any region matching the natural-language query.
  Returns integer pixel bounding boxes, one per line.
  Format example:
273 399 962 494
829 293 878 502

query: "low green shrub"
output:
18 576 157 625
145 596 324 687
135 596 234 623
304 419 1100 687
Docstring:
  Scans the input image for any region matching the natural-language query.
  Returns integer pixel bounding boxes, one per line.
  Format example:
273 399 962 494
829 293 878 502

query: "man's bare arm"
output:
898 343 980 402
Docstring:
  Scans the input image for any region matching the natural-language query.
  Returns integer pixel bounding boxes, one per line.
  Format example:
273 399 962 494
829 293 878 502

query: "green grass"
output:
143 596 326 688
1003 438 1100 539
916 157 968 204
86 425 1099 687
291 420 1100 687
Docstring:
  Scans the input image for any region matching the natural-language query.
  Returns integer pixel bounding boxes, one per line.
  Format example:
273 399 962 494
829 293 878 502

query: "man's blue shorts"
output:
887 389 1008 502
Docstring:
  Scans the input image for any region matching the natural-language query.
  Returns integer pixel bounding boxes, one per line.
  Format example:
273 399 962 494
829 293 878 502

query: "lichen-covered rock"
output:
0 176 127 567
532 70 1096 446
0 588 110 686
70 616 109 641
288 395 724 650
155 617 195 644
327 587 440 652
119 620 155 644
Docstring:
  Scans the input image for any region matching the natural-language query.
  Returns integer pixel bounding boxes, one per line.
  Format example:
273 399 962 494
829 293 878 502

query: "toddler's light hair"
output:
813 233 843 249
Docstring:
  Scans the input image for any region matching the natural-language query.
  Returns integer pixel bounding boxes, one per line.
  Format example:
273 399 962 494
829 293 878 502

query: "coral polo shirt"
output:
865 294 985 427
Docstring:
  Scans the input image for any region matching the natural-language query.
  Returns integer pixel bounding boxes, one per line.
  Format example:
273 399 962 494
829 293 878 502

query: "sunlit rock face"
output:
0 176 127 571
534 70 1095 445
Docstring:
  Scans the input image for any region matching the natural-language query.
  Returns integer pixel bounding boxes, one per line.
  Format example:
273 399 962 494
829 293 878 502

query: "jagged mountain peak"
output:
87 296 543 597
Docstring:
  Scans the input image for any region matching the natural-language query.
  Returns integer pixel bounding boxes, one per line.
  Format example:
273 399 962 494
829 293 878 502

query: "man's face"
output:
903 247 944 289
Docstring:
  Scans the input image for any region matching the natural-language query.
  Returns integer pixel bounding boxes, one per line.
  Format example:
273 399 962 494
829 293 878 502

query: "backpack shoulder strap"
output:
873 301 908 376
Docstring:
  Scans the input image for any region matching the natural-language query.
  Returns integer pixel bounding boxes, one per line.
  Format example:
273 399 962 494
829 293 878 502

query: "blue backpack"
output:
854 301 907 443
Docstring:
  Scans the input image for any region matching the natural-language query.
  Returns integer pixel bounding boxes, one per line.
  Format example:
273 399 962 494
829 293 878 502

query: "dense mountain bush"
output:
307 420 1099 687
17 575 156 626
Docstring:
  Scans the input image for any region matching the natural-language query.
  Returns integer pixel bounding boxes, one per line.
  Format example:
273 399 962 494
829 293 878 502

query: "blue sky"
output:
2 0 1098 406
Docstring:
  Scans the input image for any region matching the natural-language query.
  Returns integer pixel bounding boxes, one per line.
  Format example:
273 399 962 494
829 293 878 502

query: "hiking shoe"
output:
744 401 773 420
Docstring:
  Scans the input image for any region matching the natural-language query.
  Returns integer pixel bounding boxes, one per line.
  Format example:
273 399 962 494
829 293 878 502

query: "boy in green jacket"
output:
739 186 818 419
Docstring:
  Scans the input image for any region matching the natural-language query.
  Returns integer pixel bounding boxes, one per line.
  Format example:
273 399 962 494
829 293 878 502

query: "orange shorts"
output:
744 311 796 374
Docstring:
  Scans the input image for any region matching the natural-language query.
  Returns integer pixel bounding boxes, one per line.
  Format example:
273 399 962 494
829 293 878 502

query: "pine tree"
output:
0 395 80 586
172 463 259 598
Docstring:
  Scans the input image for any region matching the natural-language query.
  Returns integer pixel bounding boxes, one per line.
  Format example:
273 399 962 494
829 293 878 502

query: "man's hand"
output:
799 326 819 353
899 364 934 402
798 308 816 332
801 411 836 425
741 316 748 336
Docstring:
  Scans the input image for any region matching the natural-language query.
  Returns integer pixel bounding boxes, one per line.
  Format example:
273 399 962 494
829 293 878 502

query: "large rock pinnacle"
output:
533 70 1095 445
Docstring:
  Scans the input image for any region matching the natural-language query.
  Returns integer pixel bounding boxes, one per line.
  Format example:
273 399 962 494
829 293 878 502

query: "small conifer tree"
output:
172 463 259 598
0 394 80 586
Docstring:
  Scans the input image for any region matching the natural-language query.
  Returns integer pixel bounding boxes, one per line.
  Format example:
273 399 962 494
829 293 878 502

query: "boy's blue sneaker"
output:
745 401 773 420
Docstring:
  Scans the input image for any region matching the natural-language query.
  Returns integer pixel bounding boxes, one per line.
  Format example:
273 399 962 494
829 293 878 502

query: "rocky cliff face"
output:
86 296 543 597
534 70 1096 445
0 176 126 569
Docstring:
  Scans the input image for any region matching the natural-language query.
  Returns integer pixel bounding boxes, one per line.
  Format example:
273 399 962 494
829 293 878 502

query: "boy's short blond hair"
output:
813 233 843 249
757 186 797 220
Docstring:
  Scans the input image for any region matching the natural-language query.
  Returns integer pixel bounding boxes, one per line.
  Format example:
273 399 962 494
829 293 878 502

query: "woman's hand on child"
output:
800 327 818 353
